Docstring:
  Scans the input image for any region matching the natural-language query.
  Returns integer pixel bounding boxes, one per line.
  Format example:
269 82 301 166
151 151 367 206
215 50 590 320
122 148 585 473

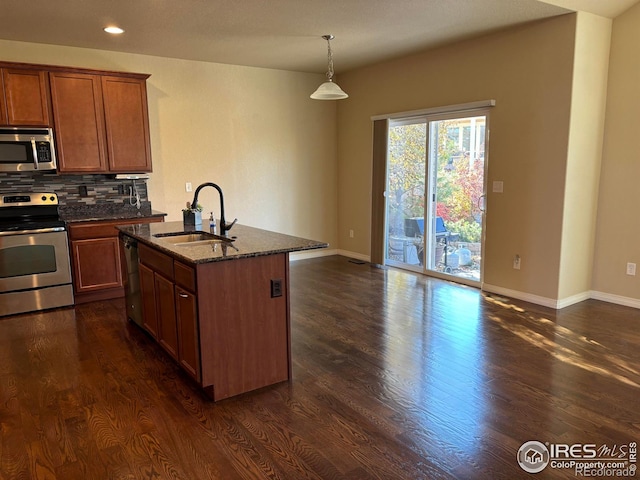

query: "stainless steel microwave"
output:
0 127 57 172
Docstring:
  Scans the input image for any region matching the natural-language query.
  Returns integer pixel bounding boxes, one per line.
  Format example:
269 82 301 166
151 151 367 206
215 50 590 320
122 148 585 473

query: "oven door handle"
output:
0 226 66 237
31 137 39 170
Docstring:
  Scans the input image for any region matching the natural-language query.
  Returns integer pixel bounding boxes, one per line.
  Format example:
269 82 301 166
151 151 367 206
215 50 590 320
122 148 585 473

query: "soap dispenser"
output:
209 212 217 234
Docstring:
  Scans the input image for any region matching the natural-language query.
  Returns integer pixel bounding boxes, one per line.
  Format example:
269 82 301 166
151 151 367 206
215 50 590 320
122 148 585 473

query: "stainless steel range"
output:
0 192 74 316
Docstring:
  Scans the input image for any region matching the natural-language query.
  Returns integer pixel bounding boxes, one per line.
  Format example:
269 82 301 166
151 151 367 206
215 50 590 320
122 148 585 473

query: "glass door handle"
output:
478 194 486 212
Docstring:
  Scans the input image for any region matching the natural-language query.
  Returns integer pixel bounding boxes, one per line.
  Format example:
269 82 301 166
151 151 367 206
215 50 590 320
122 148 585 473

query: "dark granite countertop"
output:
60 203 167 223
117 221 328 264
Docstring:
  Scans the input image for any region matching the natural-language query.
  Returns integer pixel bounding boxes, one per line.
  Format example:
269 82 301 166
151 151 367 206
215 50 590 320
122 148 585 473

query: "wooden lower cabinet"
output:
175 286 200 380
138 244 199 380
155 273 179 360
135 242 290 401
72 236 122 292
139 263 159 338
69 216 163 304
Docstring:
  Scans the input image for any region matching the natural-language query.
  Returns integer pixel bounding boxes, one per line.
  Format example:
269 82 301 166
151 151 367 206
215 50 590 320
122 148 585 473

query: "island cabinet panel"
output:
196 253 291 401
139 263 159 338
155 273 179 360
69 217 163 304
138 244 199 378
1 67 51 126
175 285 200 380
138 241 174 279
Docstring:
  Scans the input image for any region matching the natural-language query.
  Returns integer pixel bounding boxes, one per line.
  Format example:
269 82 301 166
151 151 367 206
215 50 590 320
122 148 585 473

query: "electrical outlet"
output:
117 184 125 195
79 185 88 197
271 279 283 298
185 182 192 192
349 229 354 238
513 254 521 270
626 262 636 276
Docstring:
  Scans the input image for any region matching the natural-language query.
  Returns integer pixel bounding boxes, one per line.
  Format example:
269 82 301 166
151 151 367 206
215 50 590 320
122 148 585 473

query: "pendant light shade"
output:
311 35 348 100
311 81 349 100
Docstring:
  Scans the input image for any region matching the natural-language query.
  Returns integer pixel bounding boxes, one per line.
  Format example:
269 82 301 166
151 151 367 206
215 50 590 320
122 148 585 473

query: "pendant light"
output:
310 35 348 100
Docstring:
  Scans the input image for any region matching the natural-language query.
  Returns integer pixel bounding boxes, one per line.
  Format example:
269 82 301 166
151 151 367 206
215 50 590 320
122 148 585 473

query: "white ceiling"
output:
0 0 638 74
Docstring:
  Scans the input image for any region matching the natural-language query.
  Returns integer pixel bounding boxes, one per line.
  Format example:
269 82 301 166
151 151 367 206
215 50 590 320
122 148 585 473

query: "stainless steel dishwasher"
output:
121 233 143 327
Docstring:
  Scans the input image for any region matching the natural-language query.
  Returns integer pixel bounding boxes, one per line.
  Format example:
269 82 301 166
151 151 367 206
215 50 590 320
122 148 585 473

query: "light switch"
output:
493 181 504 193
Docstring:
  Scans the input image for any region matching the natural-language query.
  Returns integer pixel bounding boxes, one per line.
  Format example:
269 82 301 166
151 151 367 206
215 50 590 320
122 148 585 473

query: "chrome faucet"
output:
191 182 237 236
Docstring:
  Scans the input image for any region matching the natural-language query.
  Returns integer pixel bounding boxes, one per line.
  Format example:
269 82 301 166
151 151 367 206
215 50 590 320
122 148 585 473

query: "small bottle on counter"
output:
209 212 216 234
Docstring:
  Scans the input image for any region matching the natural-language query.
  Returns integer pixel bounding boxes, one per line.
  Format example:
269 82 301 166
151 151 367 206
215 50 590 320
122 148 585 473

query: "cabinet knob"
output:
179 293 189 298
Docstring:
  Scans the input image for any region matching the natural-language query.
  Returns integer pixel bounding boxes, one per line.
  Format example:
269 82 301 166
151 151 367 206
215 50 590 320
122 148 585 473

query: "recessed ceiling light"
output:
104 26 124 34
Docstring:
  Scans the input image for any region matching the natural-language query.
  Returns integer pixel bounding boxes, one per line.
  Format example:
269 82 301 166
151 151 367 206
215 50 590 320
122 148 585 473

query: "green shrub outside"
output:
447 219 482 243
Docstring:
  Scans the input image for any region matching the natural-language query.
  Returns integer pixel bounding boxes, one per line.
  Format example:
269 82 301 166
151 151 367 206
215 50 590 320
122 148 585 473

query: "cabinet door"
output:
50 72 108 173
155 273 179 360
71 237 122 294
102 76 152 173
1 68 50 126
175 286 200 381
139 263 158 339
0 75 7 125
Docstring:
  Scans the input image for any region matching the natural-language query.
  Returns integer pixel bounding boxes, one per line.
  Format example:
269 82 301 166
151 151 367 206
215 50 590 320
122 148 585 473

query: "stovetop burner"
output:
0 192 65 234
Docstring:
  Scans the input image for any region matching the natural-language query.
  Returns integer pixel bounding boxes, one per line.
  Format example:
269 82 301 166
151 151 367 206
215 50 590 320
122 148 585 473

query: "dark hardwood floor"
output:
0 255 638 479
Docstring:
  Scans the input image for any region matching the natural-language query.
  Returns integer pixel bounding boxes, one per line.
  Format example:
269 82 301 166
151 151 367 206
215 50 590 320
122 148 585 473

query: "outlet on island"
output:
271 279 283 298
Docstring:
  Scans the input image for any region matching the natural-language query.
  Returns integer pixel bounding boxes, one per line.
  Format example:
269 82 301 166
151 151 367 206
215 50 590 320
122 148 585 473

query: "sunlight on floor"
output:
484 295 640 388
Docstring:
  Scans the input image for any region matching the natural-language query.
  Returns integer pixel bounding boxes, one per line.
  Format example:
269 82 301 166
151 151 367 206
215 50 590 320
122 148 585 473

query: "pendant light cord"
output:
324 35 335 82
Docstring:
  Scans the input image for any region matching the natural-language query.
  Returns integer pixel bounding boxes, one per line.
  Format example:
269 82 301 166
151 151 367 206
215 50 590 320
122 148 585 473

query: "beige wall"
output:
558 13 611 301
593 3 640 300
0 40 338 246
336 15 578 301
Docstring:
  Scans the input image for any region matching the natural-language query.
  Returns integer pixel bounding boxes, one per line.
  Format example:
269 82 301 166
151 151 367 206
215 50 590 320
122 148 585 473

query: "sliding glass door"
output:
385 120 427 267
384 111 488 286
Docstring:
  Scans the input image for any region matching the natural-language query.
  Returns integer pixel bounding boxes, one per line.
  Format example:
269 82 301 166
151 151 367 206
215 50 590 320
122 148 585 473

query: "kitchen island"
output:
118 221 327 401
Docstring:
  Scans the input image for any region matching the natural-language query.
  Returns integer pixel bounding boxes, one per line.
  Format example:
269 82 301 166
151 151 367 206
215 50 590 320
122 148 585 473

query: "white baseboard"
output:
290 248 339 261
290 248 372 263
590 290 640 309
336 249 371 262
290 255 640 310
482 283 561 308
483 284 640 310
556 291 593 309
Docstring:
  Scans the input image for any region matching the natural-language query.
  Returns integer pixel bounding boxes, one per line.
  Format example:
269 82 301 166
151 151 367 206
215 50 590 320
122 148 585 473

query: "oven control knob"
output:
41 195 47 202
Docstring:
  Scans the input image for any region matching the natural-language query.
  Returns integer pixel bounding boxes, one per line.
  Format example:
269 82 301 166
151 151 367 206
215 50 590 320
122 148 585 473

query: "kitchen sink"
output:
154 231 235 246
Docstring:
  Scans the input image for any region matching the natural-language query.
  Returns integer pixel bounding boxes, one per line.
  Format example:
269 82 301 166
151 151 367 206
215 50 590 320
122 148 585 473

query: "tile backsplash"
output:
0 171 149 206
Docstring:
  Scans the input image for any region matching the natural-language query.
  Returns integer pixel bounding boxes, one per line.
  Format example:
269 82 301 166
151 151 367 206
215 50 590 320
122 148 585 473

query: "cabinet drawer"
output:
139 243 174 280
69 217 163 240
174 261 196 292
69 222 119 240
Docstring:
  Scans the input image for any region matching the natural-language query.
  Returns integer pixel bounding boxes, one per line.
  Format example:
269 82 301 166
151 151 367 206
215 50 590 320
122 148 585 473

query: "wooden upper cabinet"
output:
102 76 152 173
1 68 51 126
0 80 6 125
48 69 152 174
0 61 152 173
50 72 108 173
